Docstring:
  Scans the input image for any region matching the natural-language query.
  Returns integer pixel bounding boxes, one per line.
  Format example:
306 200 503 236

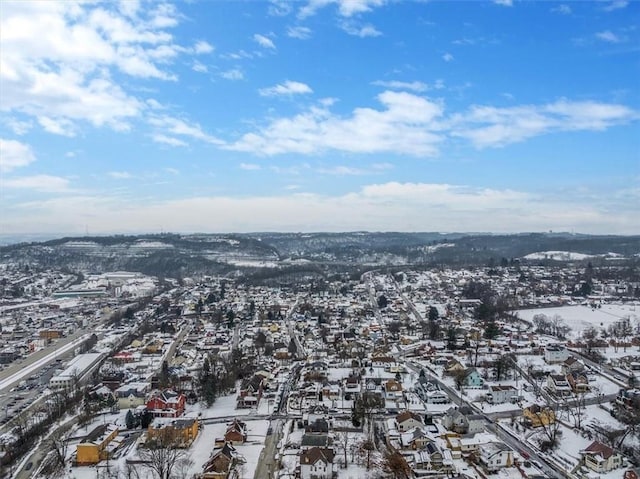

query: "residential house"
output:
236 375 264 408
384 379 403 399
545 345 569 364
399 427 434 451
396 411 424 433
147 418 199 447
566 372 590 393
444 359 465 375
224 419 247 445
580 441 624 473
462 368 484 389
624 467 640 479
146 389 186 417
616 388 640 412
522 404 556 428
299 447 335 479
301 433 332 451
479 442 514 472
202 442 242 479
561 356 585 375
75 424 119 466
487 385 518 404
441 407 485 435
306 418 329 434
546 374 572 396
415 378 449 404
405 441 451 471
114 382 149 410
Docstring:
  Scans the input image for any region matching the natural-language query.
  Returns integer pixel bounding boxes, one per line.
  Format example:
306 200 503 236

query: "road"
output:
254 418 284 479
284 297 306 359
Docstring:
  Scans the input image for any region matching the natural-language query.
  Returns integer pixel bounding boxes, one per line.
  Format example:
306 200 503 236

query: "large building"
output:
49 352 104 391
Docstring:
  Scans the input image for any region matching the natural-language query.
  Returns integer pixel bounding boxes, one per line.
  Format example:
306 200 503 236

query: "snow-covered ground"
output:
516 304 640 339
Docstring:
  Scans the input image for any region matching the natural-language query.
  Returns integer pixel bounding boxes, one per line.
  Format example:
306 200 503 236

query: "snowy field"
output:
516 304 640 339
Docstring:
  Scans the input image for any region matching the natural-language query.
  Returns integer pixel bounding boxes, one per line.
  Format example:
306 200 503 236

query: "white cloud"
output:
299 0 386 18
193 40 214 54
108 171 133 179
3 174 70 193
0 138 36 172
551 4 572 14
340 21 381 37
149 115 223 145
164 167 180 175
595 30 621 43
6 182 638 235
3 117 32 135
259 80 313 97
493 0 513 6
442 52 454 62
372 162 393 170
229 91 444 156
240 163 262 170
229 94 636 156
37 116 77 137
152 134 188 147
371 80 428 92
192 61 208 73
0 1 205 136
603 0 628 11
287 26 312 39
452 99 637 148
253 34 276 49
220 69 244 80
269 0 293 16
316 166 367 175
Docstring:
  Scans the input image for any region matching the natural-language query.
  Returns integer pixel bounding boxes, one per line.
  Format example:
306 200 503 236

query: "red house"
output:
146 390 186 418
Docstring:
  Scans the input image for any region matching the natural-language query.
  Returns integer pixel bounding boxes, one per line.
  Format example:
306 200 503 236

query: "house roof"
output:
300 447 335 465
582 441 616 460
301 433 331 448
396 410 422 424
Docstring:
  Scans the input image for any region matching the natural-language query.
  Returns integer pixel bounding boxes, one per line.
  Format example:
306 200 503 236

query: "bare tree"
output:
138 429 190 479
529 402 561 451
120 462 142 479
560 391 587 430
451 368 466 392
48 429 69 472
383 450 411 479
359 439 376 470
335 431 352 468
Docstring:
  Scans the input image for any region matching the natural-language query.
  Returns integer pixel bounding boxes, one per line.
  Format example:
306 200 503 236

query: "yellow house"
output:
268 323 280 333
523 404 556 428
76 424 119 465
147 418 199 447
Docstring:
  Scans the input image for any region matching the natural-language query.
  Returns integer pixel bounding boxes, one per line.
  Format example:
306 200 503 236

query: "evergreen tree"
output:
126 410 135 429
484 320 500 340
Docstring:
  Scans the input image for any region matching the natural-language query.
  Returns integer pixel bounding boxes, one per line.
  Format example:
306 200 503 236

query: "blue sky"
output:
0 0 638 235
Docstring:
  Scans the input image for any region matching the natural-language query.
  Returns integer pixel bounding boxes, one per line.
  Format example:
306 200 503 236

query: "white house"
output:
479 442 514 472
299 447 335 479
547 374 572 396
487 385 518 404
580 441 624 473
396 411 424 432
544 344 570 364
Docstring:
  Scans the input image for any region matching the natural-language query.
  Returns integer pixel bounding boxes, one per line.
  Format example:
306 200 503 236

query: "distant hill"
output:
1 232 639 278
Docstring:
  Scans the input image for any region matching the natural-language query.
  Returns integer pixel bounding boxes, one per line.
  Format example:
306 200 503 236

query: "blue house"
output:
462 368 485 388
